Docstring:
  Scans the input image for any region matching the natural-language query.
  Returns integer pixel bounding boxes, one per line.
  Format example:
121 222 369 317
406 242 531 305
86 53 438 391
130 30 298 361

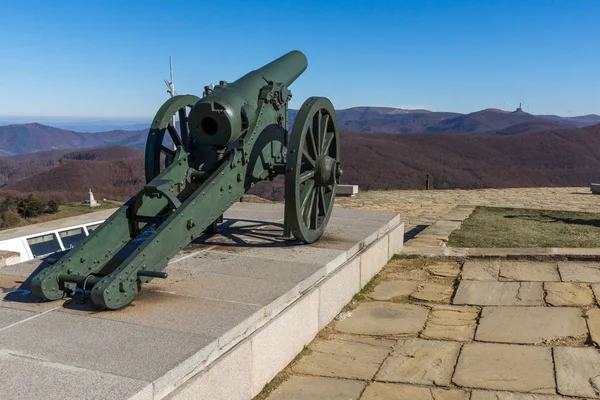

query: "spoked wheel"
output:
145 95 200 183
285 97 342 243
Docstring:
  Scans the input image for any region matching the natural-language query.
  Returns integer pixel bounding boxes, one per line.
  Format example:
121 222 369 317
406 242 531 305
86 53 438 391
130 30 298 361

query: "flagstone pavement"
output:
259 257 600 399
253 187 600 399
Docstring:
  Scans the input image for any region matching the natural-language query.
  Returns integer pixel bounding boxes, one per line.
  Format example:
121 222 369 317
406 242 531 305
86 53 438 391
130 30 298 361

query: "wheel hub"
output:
315 155 338 186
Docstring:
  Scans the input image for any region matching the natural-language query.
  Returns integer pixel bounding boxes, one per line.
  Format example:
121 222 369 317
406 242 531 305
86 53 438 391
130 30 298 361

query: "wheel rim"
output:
285 97 340 243
145 95 200 183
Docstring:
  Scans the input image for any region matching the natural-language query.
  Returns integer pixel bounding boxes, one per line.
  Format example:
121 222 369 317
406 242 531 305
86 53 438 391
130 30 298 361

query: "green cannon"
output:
31 50 342 310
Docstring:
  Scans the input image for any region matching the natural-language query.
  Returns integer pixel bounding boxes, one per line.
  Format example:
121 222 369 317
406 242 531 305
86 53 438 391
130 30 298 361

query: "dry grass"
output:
448 206 600 248
0 200 121 230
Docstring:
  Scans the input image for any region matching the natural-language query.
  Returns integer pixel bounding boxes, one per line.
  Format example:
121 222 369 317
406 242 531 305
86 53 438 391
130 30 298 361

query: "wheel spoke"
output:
303 187 316 226
299 169 315 183
300 180 315 212
311 189 319 228
160 145 176 158
312 110 322 157
178 108 189 148
319 187 327 216
306 127 318 159
167 124 182 147
302 147 316 167
320 114 330 153
322 131 334 155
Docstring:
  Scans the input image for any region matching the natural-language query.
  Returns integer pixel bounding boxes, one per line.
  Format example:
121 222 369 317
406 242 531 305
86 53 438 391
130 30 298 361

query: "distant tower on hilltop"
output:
516 102 523 112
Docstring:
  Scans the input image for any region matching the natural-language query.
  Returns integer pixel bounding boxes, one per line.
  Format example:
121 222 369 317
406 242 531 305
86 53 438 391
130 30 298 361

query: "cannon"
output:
31 50 342 310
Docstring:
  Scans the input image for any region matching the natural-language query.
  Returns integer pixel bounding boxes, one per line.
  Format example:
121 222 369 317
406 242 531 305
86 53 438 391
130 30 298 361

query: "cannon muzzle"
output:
188 50 308 146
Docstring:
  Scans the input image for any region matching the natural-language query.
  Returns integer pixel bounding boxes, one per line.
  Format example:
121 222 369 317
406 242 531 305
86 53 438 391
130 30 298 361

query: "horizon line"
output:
0 107 597 121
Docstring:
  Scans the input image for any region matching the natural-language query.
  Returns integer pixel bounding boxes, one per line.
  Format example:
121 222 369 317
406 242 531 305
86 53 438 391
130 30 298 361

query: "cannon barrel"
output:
188 50 308 146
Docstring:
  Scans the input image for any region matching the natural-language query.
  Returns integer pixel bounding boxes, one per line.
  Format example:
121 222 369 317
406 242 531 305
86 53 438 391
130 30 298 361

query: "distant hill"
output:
0 116 150 133
291 107 576 135
249 123 600 199
425 109 558 134
326 107 461 134
494 121 568 136
336 122 600 191
3 124 600 204
538 114 600 127
0 146 144 204
288 107 461 134
0 123 147 155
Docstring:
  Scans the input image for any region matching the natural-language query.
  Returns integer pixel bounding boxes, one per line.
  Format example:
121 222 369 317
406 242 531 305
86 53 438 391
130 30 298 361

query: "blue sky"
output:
1 0 598 118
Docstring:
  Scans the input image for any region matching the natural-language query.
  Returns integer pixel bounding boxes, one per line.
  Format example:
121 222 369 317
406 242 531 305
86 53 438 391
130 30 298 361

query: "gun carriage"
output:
31 50 342 309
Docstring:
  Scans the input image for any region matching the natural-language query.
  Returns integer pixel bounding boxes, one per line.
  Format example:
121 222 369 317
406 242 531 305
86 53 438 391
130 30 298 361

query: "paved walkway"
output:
260 257 600 399
335 187 600 232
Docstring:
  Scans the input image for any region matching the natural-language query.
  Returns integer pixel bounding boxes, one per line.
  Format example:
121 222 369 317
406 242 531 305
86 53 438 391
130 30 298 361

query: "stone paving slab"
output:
362 382 469 400
292 334 395 380
146 264 302 306
61 291 263 339
554 347 600 398
0 307 36 329
593 284 600 303
334 302 429 336
265 375 366 400
424 262 461 278
453 281 544 306
498 262 560 282
544 282 595 307
470 391 568 400
461 260 501 281
0 311 214 382
387 268 431 282
204 238 346 273
452 343 555 393
558 262 600 283
411 282 454 303
375 338 461 386
167 250 327 287
587 308 600 347
309 215 388 254
0 351 152 400
368 280 417 300
476 307 587 344
421 304 479 341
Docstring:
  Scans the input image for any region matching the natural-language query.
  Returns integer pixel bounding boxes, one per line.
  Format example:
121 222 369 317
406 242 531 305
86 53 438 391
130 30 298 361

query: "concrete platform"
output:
0 202 403 400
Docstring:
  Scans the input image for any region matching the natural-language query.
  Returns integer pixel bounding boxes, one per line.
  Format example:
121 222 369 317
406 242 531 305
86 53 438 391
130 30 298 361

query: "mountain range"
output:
289 107 600 134
2 122 600 204
0 123 147 156
0 107 599 156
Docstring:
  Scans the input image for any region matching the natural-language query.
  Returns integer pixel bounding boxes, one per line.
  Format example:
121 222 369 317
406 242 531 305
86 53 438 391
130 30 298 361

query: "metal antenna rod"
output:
169 56 173 94
164 56 175 98
163 56 177 150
